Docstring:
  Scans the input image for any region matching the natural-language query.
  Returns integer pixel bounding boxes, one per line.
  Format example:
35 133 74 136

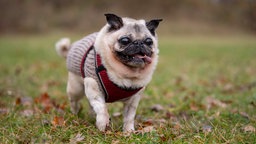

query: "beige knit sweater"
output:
66 32 99 81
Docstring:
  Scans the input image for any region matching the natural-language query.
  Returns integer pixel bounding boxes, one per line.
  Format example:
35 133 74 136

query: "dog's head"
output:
94 14 162 87
95 14 162 69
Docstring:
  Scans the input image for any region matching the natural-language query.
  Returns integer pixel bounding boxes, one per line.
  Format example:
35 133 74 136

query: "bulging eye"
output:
144 38 153 46
119 37 131 45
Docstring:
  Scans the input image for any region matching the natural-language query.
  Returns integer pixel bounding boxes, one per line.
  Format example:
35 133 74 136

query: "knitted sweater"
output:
67 32 98 78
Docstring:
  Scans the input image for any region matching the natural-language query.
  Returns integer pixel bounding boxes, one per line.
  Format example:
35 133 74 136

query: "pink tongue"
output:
136 55 152 63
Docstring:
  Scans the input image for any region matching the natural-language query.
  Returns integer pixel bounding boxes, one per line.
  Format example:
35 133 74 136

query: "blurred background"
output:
1 0 256 35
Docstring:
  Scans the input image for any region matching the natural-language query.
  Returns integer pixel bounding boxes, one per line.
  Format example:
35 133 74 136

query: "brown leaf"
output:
51 116 66 127
35 92 51 104
239 111 250 119
58 102 67 110
35 93 54 113
190 101 205 111
205 96 227 109
54 102 67 114
135 126 155 134
151 104 164 112
242 125 256 133
111 140 120 144
142 119 154 126
15 96 33 106
160 134 168 142
166 111 176 119
190 103 199 111
173 122 181 131
15 97 21 105
155 119 167 124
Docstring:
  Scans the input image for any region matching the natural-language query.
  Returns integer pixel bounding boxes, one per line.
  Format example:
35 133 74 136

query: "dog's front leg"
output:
84 77 109 131
123 91 142 132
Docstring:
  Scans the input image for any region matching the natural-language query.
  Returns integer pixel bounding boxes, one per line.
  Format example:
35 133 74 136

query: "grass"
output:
0 33 256 143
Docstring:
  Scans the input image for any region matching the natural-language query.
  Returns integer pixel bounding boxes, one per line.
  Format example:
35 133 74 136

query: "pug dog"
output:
55 13 162 132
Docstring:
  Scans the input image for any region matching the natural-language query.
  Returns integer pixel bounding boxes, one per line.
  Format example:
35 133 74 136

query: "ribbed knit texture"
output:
66 32 106 95
67 32 98 78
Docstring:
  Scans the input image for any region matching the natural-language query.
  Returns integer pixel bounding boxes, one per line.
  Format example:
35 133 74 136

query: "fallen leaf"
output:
155 119 167 125
42 119 51 126
56 102 67 110
15 96 33 106
35 93 54 113
35 92 51 104
112 112 122 117
222 83 234 93
142 119 154 126
151 104 164 112
135 126 155 134
20 109 34 117
239 111 250 119
202 125 212 133
15 97 21 105
0 108 9 115
111 140 120 144
70 133 85 144
159 134 168 142
190 103 199 111
54 102 67 114
51 116 65 127
173 122 181 131
122 131 132 137
105 130 113 135
7 90 14 96
166 111 176 120
243 125 256 133
205 96 227 109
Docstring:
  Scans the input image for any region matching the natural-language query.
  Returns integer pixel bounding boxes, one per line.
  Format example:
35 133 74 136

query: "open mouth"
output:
116 51 152 66
132 53 152 63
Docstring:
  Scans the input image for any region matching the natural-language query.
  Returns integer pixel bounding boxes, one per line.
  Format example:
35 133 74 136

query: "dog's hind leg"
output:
67 72 84 114
84 77 109 131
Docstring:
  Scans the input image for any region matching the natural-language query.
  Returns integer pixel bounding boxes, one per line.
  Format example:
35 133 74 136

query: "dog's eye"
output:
119 37 131 45
144 38 153 46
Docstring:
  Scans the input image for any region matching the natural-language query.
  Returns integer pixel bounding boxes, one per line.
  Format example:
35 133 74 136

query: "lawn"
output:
0 33 256 143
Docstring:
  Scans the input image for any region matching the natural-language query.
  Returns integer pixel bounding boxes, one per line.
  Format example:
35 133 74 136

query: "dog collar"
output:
80 46 142 103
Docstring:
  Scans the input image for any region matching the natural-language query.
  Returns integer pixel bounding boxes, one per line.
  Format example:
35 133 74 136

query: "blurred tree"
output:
0 0 255 34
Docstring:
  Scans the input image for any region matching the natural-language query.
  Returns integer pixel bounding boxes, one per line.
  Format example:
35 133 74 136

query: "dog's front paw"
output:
123 122 135 132
96 114 110 131
70 101 82 115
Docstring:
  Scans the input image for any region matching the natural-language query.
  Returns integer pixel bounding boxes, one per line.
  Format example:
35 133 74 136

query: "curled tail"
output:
55 38 71 58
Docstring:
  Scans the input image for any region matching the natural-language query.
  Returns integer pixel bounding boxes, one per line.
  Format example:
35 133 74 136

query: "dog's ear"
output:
104 13 123 31
146 19 163 36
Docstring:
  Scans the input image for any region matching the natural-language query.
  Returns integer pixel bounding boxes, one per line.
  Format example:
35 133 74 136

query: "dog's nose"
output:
133 40 143 47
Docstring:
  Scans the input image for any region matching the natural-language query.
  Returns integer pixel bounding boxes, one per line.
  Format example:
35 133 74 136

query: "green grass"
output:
0 33 256 143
